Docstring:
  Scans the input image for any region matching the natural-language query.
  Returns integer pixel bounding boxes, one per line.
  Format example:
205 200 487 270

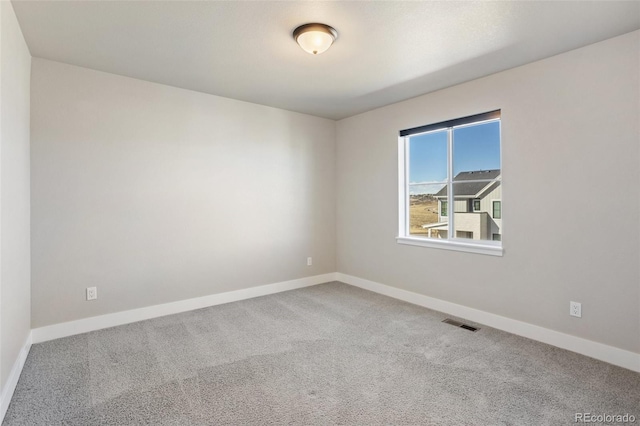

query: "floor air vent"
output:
442 318 479 332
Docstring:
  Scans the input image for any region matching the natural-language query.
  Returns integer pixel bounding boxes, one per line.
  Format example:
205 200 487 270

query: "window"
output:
397 110 502 256
493 201 502 219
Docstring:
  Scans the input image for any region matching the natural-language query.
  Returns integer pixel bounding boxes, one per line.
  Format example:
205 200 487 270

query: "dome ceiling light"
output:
293 23 338 55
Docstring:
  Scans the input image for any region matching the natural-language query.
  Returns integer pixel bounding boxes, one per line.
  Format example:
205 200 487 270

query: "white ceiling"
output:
11 1 640 120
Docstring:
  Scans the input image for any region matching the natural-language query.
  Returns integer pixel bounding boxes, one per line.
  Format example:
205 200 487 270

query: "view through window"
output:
399 111 502 251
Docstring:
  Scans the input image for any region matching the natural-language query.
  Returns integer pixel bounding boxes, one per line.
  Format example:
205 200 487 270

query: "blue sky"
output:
409 120 500 194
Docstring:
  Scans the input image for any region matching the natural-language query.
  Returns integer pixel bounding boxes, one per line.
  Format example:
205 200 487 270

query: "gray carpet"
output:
3 282 639 425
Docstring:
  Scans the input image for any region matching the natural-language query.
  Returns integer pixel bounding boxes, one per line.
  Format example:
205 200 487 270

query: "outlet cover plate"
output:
87 287 98 301
570 301 581 317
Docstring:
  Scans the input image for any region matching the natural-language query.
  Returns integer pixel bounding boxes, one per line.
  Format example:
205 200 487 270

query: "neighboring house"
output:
423 169 502 241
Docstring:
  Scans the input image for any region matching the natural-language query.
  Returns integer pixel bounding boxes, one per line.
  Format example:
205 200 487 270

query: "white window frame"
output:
396 111 503 257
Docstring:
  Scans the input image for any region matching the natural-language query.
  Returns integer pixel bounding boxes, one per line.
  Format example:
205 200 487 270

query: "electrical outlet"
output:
307 257 312 266
86 287 98 301
570 301 581 318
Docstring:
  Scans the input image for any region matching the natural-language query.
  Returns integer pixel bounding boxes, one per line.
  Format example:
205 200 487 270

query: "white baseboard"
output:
337 273 640 373
0 332 32 423
32 273 337 344
27 271 640 373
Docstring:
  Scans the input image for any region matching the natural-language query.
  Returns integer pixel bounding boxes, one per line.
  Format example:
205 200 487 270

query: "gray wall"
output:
336 31 640 353
0 1 31 390
31 59 336 328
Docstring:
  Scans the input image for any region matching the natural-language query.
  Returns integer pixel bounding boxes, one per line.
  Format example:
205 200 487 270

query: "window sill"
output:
396 236 503 257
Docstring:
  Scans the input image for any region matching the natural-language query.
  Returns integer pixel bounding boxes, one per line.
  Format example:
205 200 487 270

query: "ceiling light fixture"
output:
293 23 337 55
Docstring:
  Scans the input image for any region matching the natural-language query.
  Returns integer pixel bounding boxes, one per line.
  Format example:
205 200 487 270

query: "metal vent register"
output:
442 318 479 332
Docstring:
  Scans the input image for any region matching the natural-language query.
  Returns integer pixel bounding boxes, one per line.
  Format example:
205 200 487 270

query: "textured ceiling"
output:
11 1 640 120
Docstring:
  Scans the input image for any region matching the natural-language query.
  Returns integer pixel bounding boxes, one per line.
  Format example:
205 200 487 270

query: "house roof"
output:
435 170 500 198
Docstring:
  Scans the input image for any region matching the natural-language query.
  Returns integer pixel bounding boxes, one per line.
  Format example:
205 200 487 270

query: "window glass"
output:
493 201 502 219
453 121 501 176
407 130 448 238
